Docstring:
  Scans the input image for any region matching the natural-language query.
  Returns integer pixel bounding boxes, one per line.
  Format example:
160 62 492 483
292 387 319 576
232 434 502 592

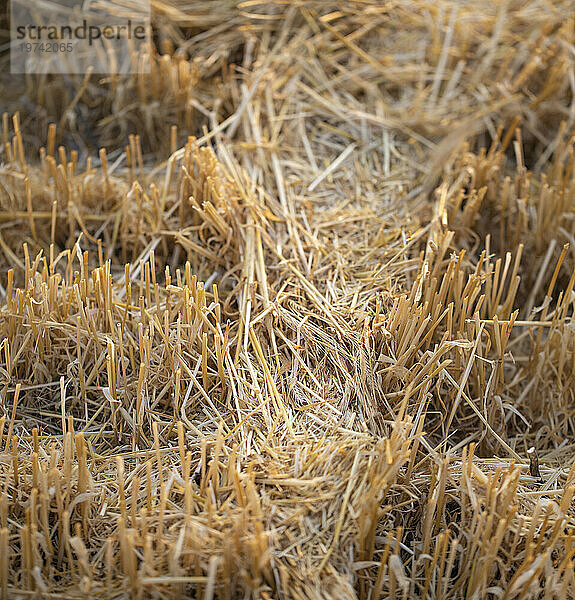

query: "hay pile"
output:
1 1 575 598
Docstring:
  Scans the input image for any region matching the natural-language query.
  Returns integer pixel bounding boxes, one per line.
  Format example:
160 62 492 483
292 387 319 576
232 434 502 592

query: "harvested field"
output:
1 0 575 598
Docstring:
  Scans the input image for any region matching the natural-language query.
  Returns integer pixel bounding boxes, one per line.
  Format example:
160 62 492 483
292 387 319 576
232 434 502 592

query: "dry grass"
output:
1 0 575 598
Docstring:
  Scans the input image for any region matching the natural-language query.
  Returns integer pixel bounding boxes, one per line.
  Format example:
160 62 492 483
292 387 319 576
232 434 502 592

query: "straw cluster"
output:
1 0 575 598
